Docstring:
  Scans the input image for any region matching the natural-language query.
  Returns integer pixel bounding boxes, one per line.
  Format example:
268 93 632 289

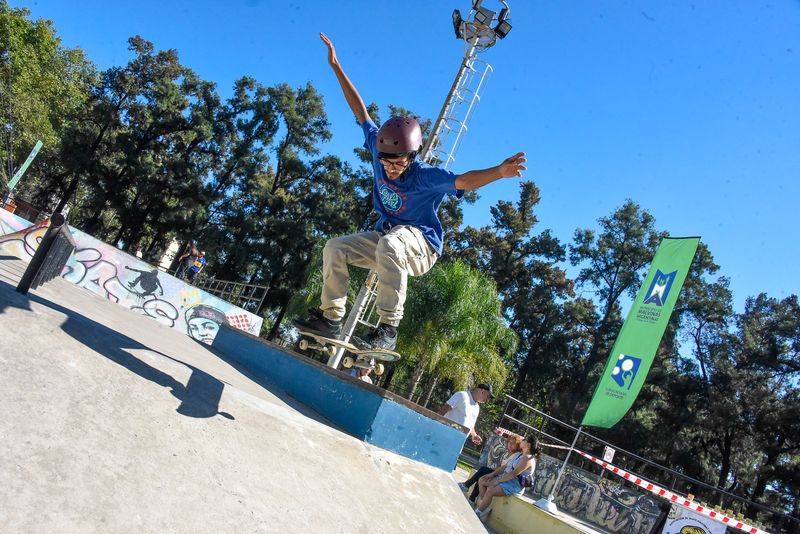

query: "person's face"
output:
379 154 411 180
358 368 371 377
521 439 533 454
475 388 490 403
188 318 220 344
506 438 520 453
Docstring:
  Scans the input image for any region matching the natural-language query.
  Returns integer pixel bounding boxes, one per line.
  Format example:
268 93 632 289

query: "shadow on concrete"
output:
204 341 341 429
0 254 333 428
0 277 232 420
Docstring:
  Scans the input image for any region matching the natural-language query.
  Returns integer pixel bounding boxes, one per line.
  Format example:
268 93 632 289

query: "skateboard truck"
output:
298 337 337 358
341 355 385 376
296 329 399 377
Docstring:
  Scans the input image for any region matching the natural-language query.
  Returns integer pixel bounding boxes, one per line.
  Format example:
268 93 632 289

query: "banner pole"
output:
535 425 582 514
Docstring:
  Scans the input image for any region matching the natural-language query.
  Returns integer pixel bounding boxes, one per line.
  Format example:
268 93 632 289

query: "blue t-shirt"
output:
363 119 463 255
189 256 206 273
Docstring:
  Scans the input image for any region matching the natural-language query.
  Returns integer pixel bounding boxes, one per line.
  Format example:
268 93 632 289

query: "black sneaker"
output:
353 323 397 351
293 309 342 339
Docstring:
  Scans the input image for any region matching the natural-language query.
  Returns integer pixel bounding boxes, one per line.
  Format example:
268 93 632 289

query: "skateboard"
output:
296 330 401 376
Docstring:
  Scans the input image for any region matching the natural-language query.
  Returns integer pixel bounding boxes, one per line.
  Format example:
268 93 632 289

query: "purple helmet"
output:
377 116 423 155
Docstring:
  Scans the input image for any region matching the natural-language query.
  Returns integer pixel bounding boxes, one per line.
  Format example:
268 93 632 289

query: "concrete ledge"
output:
211 325 468 470
487 494 589 534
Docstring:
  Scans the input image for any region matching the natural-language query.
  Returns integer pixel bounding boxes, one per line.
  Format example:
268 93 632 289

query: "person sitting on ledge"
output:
475 435 541 522
459 433 523 504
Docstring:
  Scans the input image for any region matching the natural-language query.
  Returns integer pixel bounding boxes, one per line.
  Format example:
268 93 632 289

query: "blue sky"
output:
13 0 799 312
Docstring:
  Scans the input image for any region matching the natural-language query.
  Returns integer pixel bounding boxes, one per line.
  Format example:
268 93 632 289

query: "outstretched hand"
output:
499 152 527 178
320 32 338 67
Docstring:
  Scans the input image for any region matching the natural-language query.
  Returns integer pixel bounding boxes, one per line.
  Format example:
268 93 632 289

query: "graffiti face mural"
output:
0 210 263 344
185 304 228 345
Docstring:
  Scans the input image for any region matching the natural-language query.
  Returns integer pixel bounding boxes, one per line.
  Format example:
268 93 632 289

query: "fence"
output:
494 395 798 534
191 276 268 315
1 196 45 223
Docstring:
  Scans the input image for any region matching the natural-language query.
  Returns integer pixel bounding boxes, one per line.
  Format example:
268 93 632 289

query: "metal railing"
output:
192 276 268 315
497 394 798 533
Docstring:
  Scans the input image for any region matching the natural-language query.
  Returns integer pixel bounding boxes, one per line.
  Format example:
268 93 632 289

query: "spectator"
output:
176 243 199 279
186 251 207 283
349 367 373 384
475 435 541 522
459 434 522 503
439 384 494 446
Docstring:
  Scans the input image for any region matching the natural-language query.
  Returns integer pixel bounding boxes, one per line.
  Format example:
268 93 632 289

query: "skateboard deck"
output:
296 330 401 363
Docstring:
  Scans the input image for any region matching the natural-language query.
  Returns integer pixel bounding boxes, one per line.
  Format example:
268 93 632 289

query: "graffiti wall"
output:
479 432 665 534
0 210 263 344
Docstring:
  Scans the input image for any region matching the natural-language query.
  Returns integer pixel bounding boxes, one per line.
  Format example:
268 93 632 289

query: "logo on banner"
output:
662 504 727 534
643 270 677 307
611 354 642 390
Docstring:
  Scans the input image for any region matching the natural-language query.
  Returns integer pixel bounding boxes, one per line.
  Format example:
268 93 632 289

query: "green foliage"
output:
5 7 798 524
449 180 577 414
397 260 516 401
0 1 95 187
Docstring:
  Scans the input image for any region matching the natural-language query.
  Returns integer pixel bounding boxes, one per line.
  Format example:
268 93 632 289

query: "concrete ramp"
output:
0 257 484 533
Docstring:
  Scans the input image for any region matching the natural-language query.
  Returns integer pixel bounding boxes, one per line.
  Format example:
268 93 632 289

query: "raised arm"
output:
320 32 370 124
454 152 527 191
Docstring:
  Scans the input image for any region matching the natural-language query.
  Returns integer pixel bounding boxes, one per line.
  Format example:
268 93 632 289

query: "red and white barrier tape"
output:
493 427 572 450
573 449 768 534
493 428 767 534
494 427 519 437
539 442 573 451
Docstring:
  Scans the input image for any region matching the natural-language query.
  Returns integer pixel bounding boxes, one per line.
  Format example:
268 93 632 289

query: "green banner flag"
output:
581 237 700 428
7 140 43 191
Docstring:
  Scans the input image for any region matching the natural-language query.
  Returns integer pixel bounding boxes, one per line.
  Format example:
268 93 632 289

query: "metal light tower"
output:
326 2 514 369
421 0 513 168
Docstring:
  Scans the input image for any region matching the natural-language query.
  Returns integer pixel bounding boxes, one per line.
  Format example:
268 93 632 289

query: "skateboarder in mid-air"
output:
293 32 527 351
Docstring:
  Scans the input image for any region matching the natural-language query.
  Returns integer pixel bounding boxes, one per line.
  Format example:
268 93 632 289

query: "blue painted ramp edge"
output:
212 325 467 470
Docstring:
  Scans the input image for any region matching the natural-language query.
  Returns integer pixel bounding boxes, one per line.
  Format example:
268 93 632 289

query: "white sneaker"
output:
458 482 469 492
475 506 492 522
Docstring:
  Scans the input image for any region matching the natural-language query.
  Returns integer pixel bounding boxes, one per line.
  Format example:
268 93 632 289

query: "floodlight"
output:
452 9 465 39
494 19 512 39
474 6 495 26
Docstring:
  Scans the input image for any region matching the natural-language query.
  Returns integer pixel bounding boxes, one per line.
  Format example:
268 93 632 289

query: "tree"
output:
449 181 577 414
207 81 366 336
0 1 95 191
397 260 517 401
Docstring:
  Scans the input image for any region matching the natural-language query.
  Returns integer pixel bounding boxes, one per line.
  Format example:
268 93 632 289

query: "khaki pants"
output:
321 225 439 326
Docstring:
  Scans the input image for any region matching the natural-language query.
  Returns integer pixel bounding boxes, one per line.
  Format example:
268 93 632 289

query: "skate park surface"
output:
0 254 605 533
0 255 485 532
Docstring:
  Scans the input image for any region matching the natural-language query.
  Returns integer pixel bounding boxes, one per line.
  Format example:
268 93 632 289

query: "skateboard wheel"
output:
375 363 385 376
342 356 354 368
299 339 309 351
327 346 337 358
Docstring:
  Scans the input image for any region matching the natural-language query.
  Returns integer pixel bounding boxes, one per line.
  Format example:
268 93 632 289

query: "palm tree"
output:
397 260 517 400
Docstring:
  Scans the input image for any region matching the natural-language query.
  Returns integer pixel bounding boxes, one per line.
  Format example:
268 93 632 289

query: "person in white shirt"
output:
438 384 494 445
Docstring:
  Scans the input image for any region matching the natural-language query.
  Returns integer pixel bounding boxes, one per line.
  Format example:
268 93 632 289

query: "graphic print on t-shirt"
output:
378 180 408 215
